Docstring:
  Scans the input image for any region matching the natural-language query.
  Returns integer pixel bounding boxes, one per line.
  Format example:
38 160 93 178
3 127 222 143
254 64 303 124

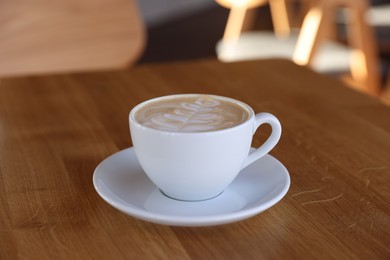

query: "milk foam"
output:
135 95 249 132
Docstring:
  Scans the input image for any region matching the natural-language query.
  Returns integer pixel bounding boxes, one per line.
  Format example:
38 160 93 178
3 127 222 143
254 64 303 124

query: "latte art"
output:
135 95 249 132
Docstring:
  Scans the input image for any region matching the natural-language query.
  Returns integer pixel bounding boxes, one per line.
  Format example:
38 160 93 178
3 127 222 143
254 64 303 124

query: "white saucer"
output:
93 147 290 226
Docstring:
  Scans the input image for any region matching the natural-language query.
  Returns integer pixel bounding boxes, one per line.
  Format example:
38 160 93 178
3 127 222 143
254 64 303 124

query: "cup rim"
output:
129 94 255 135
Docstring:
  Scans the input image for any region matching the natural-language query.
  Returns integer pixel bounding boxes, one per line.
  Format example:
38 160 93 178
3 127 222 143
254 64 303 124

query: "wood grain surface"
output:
0 0 145 77
0 59 389 259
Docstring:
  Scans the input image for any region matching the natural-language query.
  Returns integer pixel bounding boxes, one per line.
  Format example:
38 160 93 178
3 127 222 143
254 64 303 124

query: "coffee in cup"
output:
134 94 249 132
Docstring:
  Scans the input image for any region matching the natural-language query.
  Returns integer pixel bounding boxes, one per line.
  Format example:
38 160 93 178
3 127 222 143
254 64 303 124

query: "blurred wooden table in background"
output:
0 59 389 259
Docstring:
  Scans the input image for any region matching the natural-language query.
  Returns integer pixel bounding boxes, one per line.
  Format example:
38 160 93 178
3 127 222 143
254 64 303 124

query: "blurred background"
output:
1 0 390 103
138 0 390 101
138 0 272 63
139 0 389 62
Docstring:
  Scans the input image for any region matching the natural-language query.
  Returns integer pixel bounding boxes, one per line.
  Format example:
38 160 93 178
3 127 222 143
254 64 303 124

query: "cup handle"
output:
242 112 282 169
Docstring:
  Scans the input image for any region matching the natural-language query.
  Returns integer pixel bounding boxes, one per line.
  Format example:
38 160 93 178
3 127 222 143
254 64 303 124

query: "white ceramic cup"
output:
129 94 282 201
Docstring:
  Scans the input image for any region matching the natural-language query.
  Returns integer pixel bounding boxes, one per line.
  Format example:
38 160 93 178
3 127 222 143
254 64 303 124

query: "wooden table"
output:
0 59 389 259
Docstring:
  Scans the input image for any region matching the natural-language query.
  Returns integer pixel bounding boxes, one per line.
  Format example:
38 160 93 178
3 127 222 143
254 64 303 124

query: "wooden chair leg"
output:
223 6 249 42
222 0 291 42
292 2 333 66
345 0 381 96
269 0 292 38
